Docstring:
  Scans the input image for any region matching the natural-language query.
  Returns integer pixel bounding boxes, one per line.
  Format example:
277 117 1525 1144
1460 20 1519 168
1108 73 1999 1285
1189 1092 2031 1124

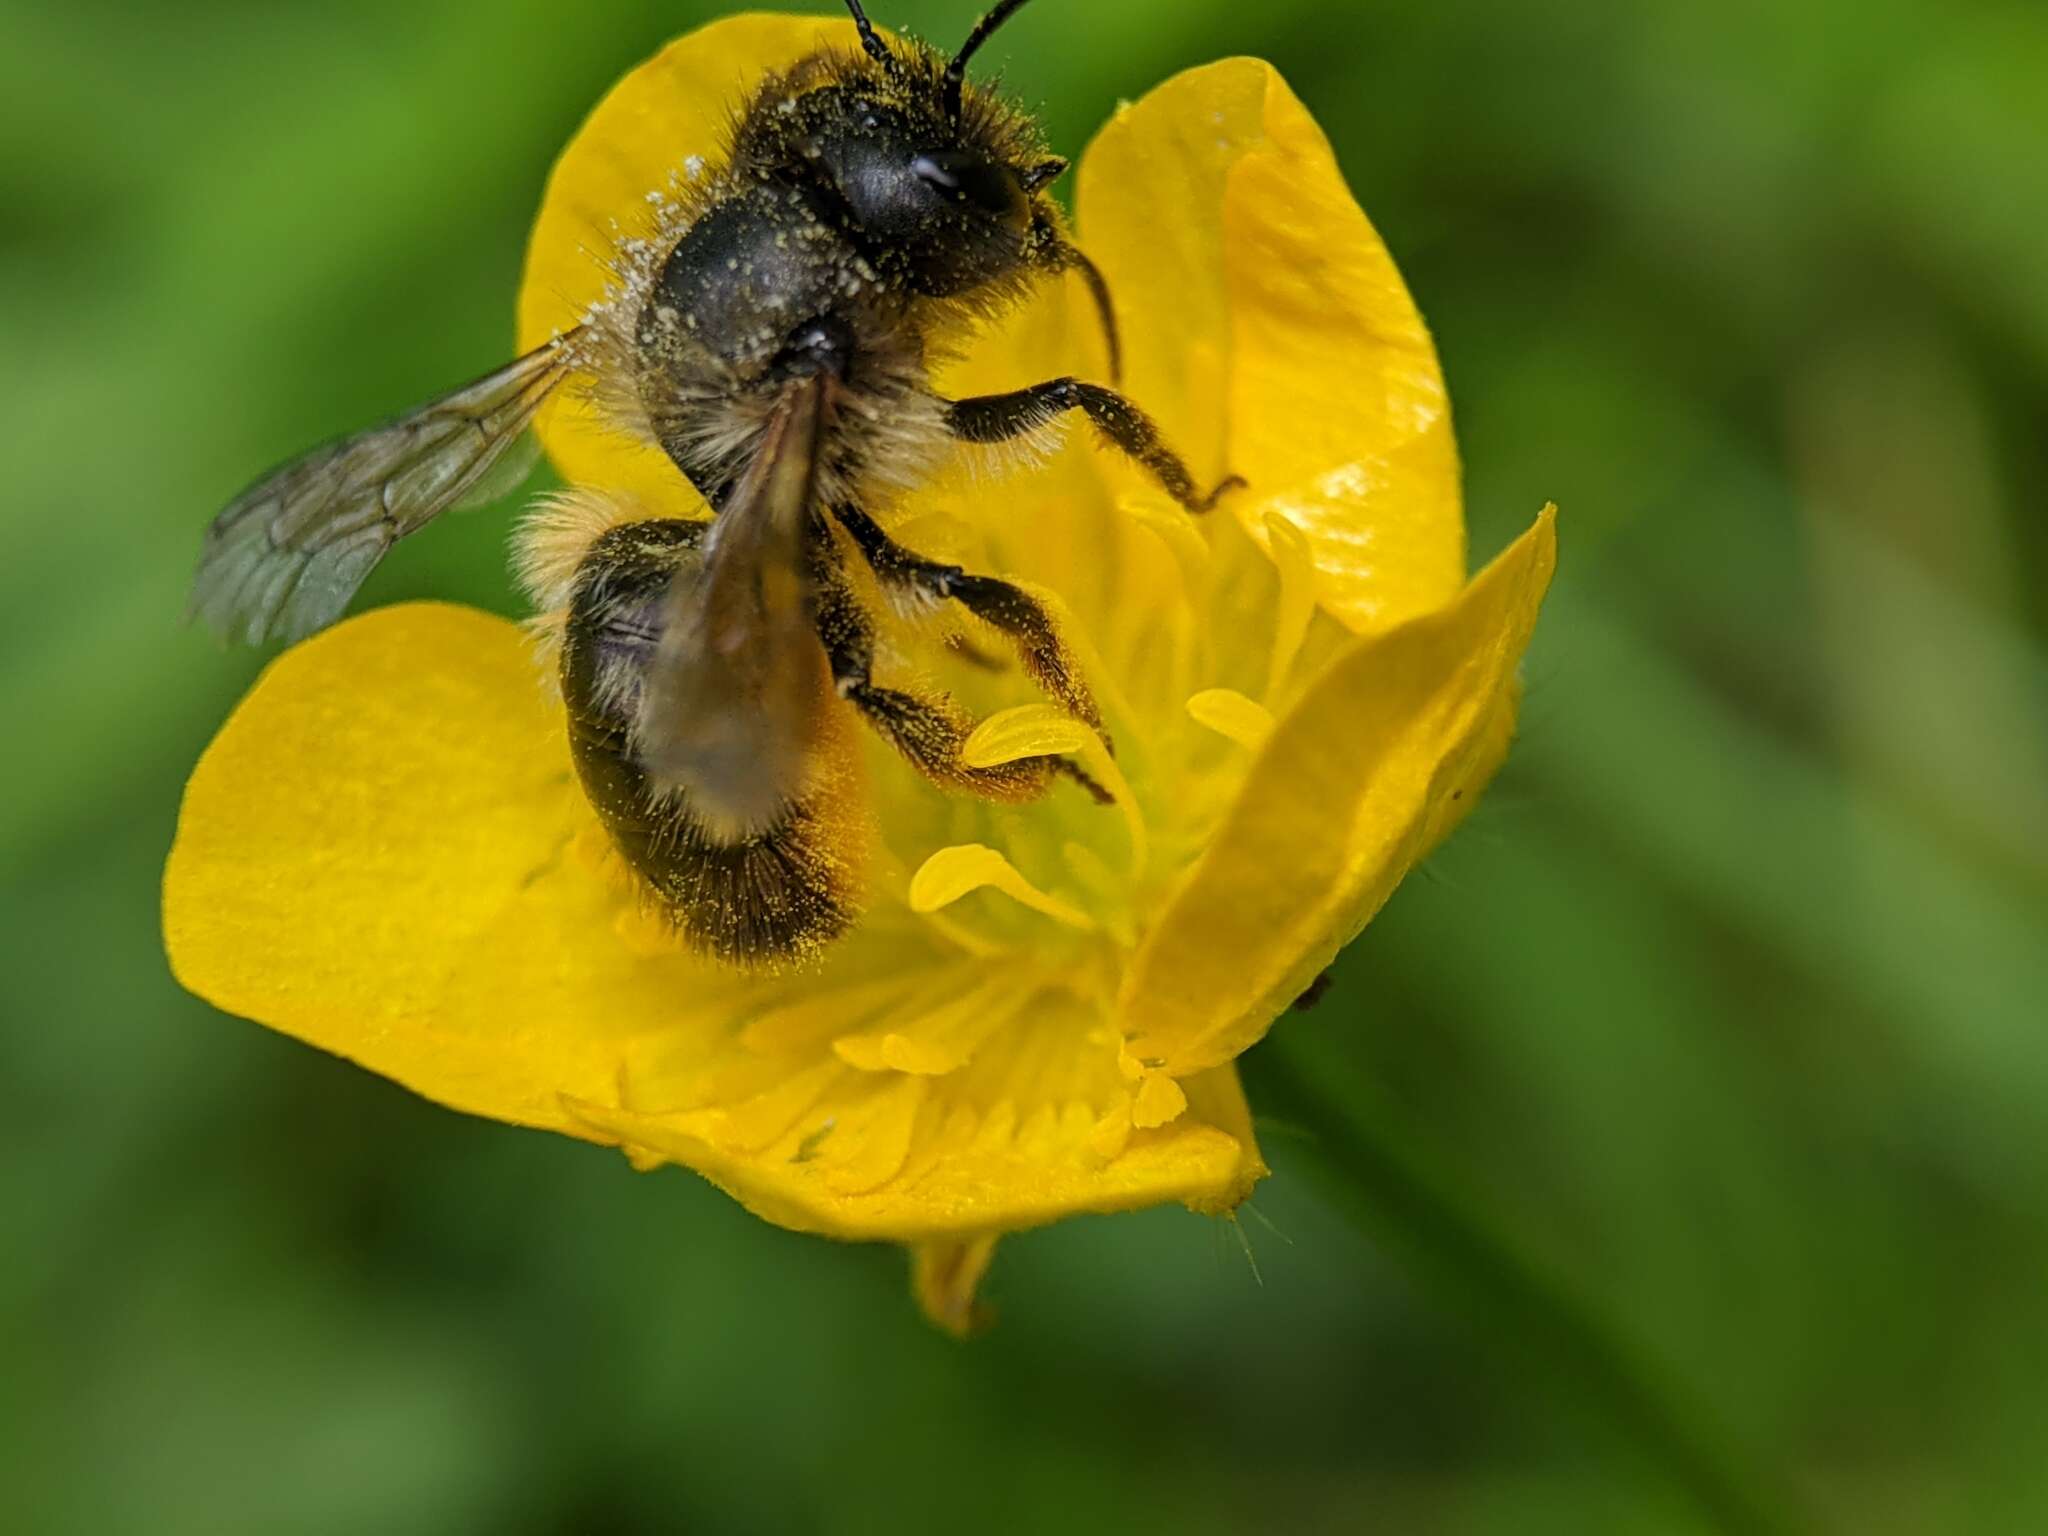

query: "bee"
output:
191 0 1240 965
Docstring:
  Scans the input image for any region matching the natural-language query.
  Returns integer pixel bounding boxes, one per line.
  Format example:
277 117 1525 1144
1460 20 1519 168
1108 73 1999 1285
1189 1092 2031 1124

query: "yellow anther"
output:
909 843 1096 930
1186 687 1275 751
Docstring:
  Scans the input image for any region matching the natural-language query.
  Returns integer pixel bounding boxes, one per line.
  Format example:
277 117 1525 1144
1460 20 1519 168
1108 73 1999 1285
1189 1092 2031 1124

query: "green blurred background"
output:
5 0 2045 1530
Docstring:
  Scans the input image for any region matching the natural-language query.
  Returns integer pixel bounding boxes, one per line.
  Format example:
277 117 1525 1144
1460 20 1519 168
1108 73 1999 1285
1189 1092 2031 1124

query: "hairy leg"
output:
829 503 1101 735
945 379 1244 512
810 529 1108 805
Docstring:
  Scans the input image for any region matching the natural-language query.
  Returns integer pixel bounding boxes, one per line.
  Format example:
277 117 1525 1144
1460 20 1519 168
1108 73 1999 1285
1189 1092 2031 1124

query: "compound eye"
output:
912 150 1028 229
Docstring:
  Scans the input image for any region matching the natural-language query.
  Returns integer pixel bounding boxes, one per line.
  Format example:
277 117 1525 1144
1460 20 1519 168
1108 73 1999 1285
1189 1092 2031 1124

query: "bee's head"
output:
752 0 1069 299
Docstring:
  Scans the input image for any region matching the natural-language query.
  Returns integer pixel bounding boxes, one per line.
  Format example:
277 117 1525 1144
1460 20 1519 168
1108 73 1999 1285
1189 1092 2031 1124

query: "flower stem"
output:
1245 1035 1811 1536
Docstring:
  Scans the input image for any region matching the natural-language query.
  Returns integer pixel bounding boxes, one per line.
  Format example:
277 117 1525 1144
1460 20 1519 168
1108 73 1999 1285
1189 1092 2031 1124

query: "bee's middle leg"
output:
829 502 1102 737
811 556 1108 807
944 380 1245 513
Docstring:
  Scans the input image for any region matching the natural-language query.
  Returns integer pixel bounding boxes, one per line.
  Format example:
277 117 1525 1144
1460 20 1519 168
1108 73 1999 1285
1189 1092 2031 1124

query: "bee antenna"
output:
946 0 1036 118
842 0 893 67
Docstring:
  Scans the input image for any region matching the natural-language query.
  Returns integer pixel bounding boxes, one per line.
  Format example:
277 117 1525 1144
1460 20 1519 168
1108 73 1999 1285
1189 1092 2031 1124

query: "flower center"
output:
872 475 1331 991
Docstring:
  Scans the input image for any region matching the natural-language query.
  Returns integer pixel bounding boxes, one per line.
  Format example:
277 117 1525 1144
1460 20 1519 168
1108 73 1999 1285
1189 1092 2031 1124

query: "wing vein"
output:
191 328 585 644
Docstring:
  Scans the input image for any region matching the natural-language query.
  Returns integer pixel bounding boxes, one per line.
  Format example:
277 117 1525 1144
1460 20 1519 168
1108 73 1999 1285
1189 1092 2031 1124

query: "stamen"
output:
1062 842 1137 947
1121 503 1205 707
915 908 1008 960
816 1075 925 1195
962 704 1148 872
834 975 1028 1075
1127 498 1211 598
1132 1072 1187 1129
859 854 1006 957
909 843 1096 931
957 700 1092 762
702 1057 844 1153
739 976 925 1053
1086 1103 1134 1161
1186 688 1275 751
1263 511 1316 702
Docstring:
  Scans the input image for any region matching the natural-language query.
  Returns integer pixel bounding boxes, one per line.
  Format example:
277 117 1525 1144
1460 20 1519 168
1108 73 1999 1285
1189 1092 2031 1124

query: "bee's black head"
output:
732 1 1066 300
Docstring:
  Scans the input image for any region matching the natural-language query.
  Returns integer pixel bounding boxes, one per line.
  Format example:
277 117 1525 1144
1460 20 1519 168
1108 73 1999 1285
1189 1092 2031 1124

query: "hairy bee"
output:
191 0 1239 965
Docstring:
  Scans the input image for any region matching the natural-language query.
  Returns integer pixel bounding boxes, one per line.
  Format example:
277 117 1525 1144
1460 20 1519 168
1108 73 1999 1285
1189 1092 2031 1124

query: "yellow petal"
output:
1077 60 1464 632
164 606 1260 1241
962 703 1147 870
516 14 854 515
163 603 744 1135
1118 507 1558 1075
1178 1063 1270 1215
1419 671 1523 860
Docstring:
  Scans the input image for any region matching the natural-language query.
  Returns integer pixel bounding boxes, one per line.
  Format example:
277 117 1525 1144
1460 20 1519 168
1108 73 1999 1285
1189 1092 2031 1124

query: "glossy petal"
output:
1118 508 1557 1076
165 604 1263 1240
1078 59 1465 632
163 604 742 1133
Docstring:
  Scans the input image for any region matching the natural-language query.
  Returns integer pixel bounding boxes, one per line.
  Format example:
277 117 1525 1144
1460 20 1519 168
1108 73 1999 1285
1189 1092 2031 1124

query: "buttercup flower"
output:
165 12 1554 1333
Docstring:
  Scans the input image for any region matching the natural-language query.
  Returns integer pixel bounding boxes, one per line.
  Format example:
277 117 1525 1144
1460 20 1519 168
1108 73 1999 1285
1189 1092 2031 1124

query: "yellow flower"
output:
164 13 1554 1333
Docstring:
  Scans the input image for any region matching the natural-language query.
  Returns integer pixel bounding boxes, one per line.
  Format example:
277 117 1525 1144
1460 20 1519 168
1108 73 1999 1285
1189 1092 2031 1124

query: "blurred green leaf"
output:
3 1 2045 1531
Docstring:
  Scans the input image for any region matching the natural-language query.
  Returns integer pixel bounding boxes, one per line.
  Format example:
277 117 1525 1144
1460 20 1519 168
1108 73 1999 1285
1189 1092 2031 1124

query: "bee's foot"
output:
1190 474 1247 514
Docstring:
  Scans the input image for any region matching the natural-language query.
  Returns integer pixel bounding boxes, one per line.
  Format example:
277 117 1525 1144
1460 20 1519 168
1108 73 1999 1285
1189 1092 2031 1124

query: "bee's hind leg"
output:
828 502 1103 740
943 381 1244 513
811 546 1109 807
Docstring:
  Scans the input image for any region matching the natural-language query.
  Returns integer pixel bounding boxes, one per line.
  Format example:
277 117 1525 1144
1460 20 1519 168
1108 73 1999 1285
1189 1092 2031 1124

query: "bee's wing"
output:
191 330 583 645
632 376 830 838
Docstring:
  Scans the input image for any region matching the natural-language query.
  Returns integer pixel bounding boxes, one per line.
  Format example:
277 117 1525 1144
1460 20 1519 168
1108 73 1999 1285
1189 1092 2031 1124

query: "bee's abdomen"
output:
571 717 858 965
560 520 858 966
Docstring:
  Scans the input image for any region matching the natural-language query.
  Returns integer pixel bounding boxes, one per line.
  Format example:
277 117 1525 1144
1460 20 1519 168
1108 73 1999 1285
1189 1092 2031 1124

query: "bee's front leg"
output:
944 381 1245 513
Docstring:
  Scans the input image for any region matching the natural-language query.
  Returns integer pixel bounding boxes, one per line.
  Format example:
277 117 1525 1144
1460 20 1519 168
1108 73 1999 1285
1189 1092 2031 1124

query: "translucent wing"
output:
191 330 584 645
632 376 830 840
